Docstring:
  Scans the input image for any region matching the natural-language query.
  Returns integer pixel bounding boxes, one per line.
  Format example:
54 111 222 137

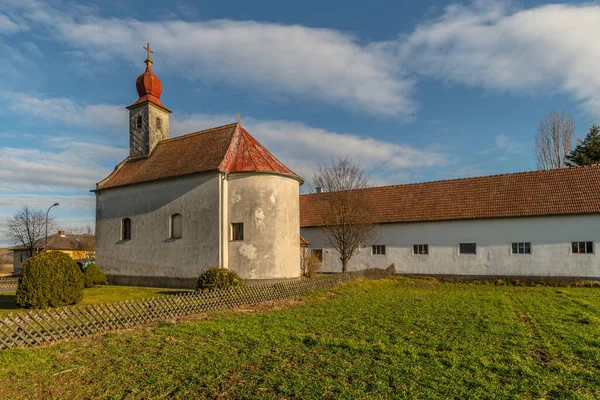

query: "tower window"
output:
136 115 142 129
170 213 182 239
121 218 131 241
156 117 162 130
231 223 244 241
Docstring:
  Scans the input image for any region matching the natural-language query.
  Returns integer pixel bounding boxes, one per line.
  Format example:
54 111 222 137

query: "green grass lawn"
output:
0 285 187 317
1 277 600 399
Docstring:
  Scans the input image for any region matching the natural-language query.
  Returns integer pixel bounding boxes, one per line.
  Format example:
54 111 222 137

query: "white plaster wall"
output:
301 215 600 277
227 173 301 279
95 173 220 280
12 250 28 274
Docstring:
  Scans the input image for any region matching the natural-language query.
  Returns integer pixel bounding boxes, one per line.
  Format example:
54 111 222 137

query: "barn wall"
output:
301 214 600 278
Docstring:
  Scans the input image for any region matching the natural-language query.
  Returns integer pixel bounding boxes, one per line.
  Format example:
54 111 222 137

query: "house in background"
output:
11 230 95 273
300 165 600 279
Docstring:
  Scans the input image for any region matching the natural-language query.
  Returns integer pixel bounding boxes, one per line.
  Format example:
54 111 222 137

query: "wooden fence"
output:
0 267 393 350
0 276 18 289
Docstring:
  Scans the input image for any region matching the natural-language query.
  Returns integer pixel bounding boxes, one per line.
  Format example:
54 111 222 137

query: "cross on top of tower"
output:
143 43 153 65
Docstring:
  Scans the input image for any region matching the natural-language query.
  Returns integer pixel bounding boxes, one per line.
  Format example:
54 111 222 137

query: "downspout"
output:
220 171 229 269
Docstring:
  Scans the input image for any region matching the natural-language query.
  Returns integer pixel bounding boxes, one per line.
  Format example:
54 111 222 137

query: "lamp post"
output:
44 203 59 252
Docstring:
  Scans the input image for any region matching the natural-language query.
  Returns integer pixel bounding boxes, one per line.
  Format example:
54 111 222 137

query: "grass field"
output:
1 277 600 398
0 285 187 317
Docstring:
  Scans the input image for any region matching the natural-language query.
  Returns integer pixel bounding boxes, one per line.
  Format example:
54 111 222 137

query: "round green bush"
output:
16 252 84 309
197 267 243 291
83 262 108 288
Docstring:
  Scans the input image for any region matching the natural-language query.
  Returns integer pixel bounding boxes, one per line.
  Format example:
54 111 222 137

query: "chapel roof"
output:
95 123 302 190
300 164 600 227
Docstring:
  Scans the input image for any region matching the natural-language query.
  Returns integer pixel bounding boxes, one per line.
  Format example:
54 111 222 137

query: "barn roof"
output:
300 164 600 227
95 122 301 191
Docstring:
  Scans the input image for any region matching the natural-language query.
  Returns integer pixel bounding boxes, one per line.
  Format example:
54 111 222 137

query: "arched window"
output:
121 218 131 241
156 117 162 130
170 213 182 239
136 115 142 129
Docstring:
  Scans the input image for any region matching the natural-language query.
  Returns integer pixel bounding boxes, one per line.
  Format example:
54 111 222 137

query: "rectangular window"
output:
372 245 386 255
311 249 323 261
413 244 429 255
19 254 24 264
459 243 476 255
512 242 531 255
121 218 131 241
572 241 594 254
231 223 244 241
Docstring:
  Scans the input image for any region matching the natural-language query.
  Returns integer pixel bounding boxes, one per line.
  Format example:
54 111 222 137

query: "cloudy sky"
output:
0 0 598 243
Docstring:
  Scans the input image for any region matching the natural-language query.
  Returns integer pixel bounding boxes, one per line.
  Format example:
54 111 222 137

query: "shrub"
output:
83 262 108 288
197 267 243 291
304 255 322 278
16 252 84 309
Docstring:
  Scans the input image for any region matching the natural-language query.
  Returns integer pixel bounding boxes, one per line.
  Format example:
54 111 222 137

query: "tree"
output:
566 124 600 167
533 110 575 170
6 206 55 258
312 157 377 273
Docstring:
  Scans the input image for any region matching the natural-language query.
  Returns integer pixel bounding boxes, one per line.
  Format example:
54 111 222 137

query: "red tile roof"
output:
96 123 301 190
300 165 600 227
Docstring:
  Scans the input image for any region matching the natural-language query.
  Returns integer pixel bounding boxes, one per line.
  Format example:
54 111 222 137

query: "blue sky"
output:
0 0 599 243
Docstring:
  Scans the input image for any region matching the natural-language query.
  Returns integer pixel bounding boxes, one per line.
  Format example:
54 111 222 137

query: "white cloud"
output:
0 92 127 131
401 1 600 118
172 113 450 185
0 141 126 192
0 194 94 210
3 0 415 117
495 134 521 154
0 13 27 34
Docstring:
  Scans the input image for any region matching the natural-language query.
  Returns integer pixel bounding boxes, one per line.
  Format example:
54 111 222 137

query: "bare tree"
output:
312 157 377 273
6 206 55 258
534 110 575 170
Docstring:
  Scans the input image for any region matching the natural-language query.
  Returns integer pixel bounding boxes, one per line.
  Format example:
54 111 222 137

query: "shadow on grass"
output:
0 292 19 314
157 290 195 296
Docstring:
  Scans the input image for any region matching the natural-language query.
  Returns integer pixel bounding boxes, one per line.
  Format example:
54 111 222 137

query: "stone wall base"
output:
401 273 600 282
107 275 197 289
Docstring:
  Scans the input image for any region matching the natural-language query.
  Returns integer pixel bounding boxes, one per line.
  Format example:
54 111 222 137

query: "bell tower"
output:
126 43 171 158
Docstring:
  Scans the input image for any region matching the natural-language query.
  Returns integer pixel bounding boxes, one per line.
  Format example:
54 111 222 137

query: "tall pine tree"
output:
566 124 600 166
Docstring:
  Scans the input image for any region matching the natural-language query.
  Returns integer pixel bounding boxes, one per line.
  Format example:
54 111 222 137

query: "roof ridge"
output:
300 164 600 197
159 122 238 144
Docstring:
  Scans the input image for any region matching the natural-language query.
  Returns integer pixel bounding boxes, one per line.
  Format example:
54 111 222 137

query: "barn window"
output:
572 241 594 254
413 244 429 255
156 117 162 130
231 223 244 241
372 245 386 255
311 249 323 261
459 243 476 255
170 213 182 239
512 242 531 254
136 115 142 129
121 218 131 241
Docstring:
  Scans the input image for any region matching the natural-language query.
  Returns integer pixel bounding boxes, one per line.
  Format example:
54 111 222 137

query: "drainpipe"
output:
220 171 229 269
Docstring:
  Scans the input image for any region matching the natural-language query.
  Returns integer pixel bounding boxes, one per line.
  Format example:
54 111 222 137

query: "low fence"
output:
0 267 393 350
0 276 18 289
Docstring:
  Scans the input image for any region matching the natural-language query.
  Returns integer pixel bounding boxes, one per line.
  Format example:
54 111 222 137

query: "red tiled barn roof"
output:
96 123 301 190
300 165 600 227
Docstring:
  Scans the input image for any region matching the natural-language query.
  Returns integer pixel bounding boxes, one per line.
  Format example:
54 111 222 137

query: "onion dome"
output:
127 43 170 111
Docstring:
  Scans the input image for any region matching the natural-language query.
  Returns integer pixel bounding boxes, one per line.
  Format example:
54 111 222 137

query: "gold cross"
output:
236 111 241 122
143 43 153 59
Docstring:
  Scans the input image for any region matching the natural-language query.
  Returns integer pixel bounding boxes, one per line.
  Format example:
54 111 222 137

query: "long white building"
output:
300 166 600 278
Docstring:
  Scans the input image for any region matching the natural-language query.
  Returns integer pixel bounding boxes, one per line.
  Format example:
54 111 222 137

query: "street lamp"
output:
45 203 59 252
